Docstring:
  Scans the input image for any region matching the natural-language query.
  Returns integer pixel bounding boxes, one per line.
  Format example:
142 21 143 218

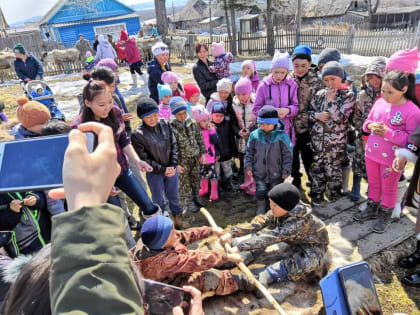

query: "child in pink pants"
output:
354 70 420 233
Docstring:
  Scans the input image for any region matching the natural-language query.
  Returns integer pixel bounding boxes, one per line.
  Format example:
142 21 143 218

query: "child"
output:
161 71 184 97
192 106 219 201
223 182 329 285
290 45 323 190
184 82 201 116
157 83 172 120
29 85 64 120
132 215 249 296
353 71 420 233
241 60 259 92
209 41 234 79
211 103 238 191
351 57 386 201
169 96 207 212
232 77 257 195
131 98 185 227
254 51 299 145
308 61 355 205
85 51 95 72
245 105 293 214
0 101 9 124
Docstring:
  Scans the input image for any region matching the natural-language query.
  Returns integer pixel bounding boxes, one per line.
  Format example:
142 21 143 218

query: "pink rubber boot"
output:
246 176 256 196
210 180 219 201
240 173 252 191
199 179 209 197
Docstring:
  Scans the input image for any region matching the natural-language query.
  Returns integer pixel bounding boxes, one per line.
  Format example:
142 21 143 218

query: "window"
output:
94 23 127 41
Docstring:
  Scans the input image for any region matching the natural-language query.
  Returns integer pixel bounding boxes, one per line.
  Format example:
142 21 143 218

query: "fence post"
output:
346 25 355 55
238 32 242 55
188 35 196 60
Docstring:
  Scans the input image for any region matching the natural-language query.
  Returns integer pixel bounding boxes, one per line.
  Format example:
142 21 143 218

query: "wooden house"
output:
39 0 141 47
0 7 9 38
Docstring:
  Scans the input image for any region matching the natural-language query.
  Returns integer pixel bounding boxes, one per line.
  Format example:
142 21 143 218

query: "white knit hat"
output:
216 78 232 92
152 42 169 56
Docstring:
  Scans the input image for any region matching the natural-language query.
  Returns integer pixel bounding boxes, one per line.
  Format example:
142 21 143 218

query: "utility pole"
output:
295 0 302 46
172 0 175 18
209 0 213 42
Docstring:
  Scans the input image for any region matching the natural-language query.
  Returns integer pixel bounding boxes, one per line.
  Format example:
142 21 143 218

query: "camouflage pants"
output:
352 137 366 177
178 156 201 199
310 150 344 195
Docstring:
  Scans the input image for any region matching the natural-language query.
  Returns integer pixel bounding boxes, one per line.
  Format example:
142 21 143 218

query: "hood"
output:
364 57 386 79
288 204 309 218
263 73 295 86
1 254 33 283
99 39 111 49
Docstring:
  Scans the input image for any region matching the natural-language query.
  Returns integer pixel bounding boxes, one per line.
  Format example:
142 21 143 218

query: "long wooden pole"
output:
200 208 287 315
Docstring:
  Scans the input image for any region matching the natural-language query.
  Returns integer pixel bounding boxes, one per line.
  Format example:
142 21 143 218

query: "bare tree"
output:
266 0 275 55
154 0 169 39
221 0 233 52
229 0 238 55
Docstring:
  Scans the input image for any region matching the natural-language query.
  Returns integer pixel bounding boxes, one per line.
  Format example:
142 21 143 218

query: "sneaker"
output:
353 200 378 222
311 194 325 206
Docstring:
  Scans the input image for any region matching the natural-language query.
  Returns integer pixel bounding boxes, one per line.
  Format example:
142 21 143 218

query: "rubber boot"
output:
193 193 207 207
392 176 407 219
239 173 252 191
199 179 209 197
373 206 393 233
141 204 162 220
256 199 267 215
130 73 137 87
353 199 378 222
210 180 219 201
246 176 256 196
350 173 362 201
399 240 420 269
342 165 351 195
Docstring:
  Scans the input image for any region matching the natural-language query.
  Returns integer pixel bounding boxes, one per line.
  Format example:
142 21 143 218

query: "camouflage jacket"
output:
353 86 380 135
308 87 355 153
170 117 206 162
291 66 324 134
229 204 329 251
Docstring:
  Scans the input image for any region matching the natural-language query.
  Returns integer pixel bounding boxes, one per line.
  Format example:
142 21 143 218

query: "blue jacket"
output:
244 121 293 183
147 58 172 103
12 124 40 139
30 89 54 106
14 54 44 81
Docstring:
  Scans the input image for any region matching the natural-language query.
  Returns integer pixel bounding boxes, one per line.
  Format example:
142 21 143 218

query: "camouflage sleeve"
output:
352 92 367 130
230 211 274 237
308 90 325 123
329 92 355 125
176 226 214 245
194 123 207 155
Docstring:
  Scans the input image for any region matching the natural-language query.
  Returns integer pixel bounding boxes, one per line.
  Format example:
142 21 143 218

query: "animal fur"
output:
2 254 33 283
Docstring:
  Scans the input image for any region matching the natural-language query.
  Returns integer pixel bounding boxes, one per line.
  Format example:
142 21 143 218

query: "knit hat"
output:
140 216 173 250
192 105 210 123
170 96 188 115
321 61 345 79
157 84 172 100
386 47 419 74
97 58 118 72
184 83 200 101
241 60 256 73
257 105 278 125
235 76 252 95
16 96 51 129
212 42 225 57
268 182 300 211
137 97 159 119
211 102 226 114
161 71 179 84
364 57 386 79
318 48 341 65
13 43 25 54
86 51 92 58
152 42 169 56
120 30 129 41
216 78 232 92
292 45 312 61
271 51 289 70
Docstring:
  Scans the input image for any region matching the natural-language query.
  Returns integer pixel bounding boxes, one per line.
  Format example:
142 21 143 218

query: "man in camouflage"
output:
290 45 324 191
308 61 355 205
222 182 329 285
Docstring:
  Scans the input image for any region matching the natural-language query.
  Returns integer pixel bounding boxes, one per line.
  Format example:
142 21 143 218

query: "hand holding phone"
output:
172 286 204 315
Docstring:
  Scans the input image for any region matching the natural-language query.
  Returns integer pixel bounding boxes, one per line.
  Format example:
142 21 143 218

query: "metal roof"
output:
52 12 140 27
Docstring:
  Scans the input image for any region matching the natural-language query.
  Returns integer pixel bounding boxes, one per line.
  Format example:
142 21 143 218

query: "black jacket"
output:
131 119 178 174
147 58 172 103
192 59 218 102
213 117 239 162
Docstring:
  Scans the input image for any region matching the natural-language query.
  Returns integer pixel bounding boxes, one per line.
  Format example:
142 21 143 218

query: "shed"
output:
39 0 141 47
370 6 420 27
0 7 9 38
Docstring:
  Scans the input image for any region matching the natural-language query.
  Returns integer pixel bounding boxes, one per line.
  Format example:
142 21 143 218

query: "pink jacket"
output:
249 73 260 92
202 127 218 164
125 38 141 65
253 74 299 144
363 98 420 167
159 103 171 121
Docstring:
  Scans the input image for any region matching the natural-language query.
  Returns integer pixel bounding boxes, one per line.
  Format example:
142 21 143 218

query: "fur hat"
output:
212 42 225 57
257 105 278 125
120 30 129 41
386 47 419 74
235 76 252 95
292 45 312 61
192 105 209 123
170 96 188 115
321 61 345 79
157 84 172 100
16 96 50 129
268 182 300 211
184 83 200 101
161 71 179 84
141 216 173 250
137 97 159 119
152 42 169 56
271 51 289 70
241 60 257 73
318 48 341 65
216 78 232 92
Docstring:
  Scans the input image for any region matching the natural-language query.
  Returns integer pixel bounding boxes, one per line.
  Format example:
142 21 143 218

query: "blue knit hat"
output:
211 102 226 114
141 216 174 250
137 97 159 119
170 96 188 115
257 105 278 125
292 45 312 61
158 84 172 100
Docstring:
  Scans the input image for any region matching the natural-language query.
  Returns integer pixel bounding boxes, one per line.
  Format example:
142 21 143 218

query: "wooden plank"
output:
312 197 363 220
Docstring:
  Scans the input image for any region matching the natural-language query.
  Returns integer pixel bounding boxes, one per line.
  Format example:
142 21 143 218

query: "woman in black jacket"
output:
192 43 218 103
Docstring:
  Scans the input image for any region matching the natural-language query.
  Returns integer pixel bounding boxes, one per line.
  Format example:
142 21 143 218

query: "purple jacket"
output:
253 74 299 144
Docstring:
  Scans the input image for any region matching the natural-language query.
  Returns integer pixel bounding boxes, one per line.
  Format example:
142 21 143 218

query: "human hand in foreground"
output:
392 156 406 172
315 111 330 123
172 286 204 315
23 195 37 206
220 232 232 246
278 108 290 119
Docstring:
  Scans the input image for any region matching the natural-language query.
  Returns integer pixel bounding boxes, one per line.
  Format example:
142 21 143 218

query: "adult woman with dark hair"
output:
192 43 219 103
71 81 161 219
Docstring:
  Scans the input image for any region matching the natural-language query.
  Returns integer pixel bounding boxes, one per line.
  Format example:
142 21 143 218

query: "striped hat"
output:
169 96 188 115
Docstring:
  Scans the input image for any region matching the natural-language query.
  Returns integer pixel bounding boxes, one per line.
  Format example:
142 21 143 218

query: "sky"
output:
0 0 151 24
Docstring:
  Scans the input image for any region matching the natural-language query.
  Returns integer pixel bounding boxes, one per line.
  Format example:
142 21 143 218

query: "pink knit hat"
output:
235 76 252 95
191 105 210 123
271 51 289 70
386 47 419 74
241 60 256 73
212 42 225 57
161 71 179 83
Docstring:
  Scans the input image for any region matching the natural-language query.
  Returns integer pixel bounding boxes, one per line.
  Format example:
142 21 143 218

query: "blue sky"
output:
0 0 153 24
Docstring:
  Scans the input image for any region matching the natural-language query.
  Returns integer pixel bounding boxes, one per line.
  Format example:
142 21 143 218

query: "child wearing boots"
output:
308 61 355 206
157 83 173 121
351 57 386 201
162 71 184 97
184 83 201 117
169 96 207 212
232 77 257 195
192 106 220 201
245 106 293 214
353 70 420 233
241 60 260 92
209 41 234 79
131 98 185 227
